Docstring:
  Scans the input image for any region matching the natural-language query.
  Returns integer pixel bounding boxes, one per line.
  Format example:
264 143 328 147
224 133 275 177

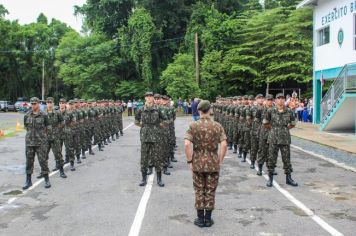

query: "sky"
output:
0 0 86 32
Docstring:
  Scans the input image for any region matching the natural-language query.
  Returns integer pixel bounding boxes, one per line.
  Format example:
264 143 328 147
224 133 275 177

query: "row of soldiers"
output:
23 96 124 190
135 92 177 187
212 93 298 187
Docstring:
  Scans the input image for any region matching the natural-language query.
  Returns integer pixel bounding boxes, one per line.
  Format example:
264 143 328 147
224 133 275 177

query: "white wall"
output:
314 0 356 71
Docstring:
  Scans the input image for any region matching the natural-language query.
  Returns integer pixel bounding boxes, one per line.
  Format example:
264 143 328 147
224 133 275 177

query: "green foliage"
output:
161 53 200 99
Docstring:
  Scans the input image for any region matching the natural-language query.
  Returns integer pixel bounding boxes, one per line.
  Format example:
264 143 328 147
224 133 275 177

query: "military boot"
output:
257 164 263 176
22 174 32 190
70 161 76 171
273 169 278 175
205 210 214 227
194 210 205 228
111 135 115 141
98 143 104 151
52 161 59 171
81 149 86 159
163 167 171 175
266 172 273 187
241 152 247 162
116 133 119 139
168 163 173 168
139 172 147 186
157 172 165 187
228 142 233 150
64 155 69 164
120 131 123 136
43 174 51 188
76 154 82 164
238 148 243 158
250 160 255 169
104 139 108 145
89 145 95 155
59 166 67 178
233 144 237 154
107 138 111 143
147 167 153 175
286 174 298 186
171 156 178 162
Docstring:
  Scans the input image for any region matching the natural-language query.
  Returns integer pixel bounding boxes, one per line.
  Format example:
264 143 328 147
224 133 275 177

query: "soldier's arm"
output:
263 108 272 129
184 124 194 166
134 109 142 127
23 114 28 129
288 109 296 129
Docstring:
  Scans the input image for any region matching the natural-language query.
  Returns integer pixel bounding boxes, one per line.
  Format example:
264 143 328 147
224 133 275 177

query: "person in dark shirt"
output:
191 98 200 121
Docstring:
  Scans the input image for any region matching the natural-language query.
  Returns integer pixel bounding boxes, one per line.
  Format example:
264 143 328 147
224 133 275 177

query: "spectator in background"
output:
183 99 188 115
188 100 192 114
302 106 309 122
127 100 133 116
191 98 201 121
296 102 304 121
177 97 183 112
133 99 138 115
292 90 298 98
137 99 144 110
308 98 313 122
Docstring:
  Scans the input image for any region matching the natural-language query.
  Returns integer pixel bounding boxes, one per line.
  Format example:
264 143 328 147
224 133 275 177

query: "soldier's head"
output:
243 95 249 105
67 100 75 110
248 95 255 105
46 97 54 110
237 96 242 105
162 95 169 106
59 98 66 110
233 97 238 105
275 93 285 107
197 100 211 115
30 97 40 112
144 92 154 105
266 94 274 107
154 94 161 105
255 94 264 105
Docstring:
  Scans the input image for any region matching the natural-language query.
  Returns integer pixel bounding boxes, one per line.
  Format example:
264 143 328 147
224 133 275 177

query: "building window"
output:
317 26 330 46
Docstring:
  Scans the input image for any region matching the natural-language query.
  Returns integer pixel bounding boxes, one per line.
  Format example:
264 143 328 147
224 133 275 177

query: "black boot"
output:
205 210 214 227
266 172 273 187
52 161 59 171
89 145 95 155
168 163 173 168
273 169 278 175
163 167 171 175
37 173 44 179
111 135 115 141
147 167 153 175
286 174 298 186
157 172 165 187
107 138 111 143
194 210 205 228
120 131 123 136
22 174 32 190
241 152 247 162
81 149 86 159
43 174 51 188
250 160 255 169
59 166 67 178
228 142 233 150
233 144 237 154
238 148 242 158
76 154 82 164
70 161 76 171
116 133 119 139
64 155 69 164
139 172 147 186
98 143 104 151
104 140 108 145
171 157 178 162
257 164 263 176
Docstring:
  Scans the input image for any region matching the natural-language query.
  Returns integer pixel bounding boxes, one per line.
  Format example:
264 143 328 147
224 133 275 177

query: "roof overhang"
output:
297 0 318 9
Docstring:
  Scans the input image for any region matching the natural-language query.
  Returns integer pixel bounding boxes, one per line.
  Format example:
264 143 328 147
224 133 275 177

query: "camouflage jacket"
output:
135 104 167 143
184 117 227 172
24 111 49 146
250 105 264 137
259 106 272 140
61 110 76 133
46 110 64 140
263 107 296 145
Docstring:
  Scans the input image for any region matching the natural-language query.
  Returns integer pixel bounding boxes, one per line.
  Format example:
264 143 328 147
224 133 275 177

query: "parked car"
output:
0 101 16 112
15 101 31 112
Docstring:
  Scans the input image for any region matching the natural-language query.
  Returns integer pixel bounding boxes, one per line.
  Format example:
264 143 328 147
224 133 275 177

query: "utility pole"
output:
195 32 200 86
42 58 45 101
266 79 270 96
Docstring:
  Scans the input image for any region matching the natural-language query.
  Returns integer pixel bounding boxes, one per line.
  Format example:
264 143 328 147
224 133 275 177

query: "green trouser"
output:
47 139 64 167
141 142 163 173
26 145 49 175
267 144 293 174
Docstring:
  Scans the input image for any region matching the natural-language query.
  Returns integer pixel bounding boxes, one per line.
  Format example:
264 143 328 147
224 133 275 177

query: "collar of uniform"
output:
200 116 211 120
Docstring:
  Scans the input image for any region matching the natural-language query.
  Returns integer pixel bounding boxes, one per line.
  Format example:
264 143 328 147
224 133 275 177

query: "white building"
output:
298 0 356 133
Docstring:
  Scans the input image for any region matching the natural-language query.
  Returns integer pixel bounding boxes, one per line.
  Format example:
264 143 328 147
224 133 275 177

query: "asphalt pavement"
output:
0 116 355 236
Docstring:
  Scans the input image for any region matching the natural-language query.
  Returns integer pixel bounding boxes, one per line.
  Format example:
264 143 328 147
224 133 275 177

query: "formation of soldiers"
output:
23 96 125 190
212 93 298 187
134 92 177 187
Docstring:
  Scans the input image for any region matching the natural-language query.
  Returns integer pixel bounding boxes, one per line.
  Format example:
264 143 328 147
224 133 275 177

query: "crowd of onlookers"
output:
285 92 313 123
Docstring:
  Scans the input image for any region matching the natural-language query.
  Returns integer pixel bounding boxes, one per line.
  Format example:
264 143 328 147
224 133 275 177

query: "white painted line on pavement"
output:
128 174 154 236
291 144 356 173
0 122 134 211
245 158 344 236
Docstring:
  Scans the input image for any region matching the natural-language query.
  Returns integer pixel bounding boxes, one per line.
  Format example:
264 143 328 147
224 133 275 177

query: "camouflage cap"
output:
30 97 40 104
59 98 66 103
237 96 242 100
243 95 248 100
197 100 211 111
276 93 285 99
154 93 160 98
162 95 169 100
46 97 54 102
266 94 274 100
144 91 154 97
233 96 238 101
80 99 85 103
68 100 74 105
248 95 255 100
255 94 264 99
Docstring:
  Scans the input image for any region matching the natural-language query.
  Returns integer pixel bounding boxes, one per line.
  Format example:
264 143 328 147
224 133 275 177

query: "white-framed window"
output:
317 26 330 46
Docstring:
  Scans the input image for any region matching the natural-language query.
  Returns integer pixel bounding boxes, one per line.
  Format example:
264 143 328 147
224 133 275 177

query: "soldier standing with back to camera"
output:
263 93 298 187
23 97 51 190
184 100 227 228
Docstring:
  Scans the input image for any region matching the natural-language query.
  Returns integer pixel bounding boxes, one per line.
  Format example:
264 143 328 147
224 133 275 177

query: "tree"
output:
160 53 200 99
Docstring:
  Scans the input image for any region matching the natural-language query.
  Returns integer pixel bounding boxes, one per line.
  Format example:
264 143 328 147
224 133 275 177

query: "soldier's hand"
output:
288 125 295 129
264 124 272 129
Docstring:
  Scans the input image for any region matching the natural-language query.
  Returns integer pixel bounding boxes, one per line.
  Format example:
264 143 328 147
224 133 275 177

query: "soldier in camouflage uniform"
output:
167 96 177 165
232 96 241 154
117 100 124 136
135 92 168 187
43 97 67 179
263 93 298 187
23 97 51 190
257 94 274 176
62 100 77 171
184 100 227 228
238 96 248 161
249 94 264 169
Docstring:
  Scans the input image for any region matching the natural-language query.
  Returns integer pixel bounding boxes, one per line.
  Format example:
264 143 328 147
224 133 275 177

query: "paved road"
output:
0 112 24 131
0 117 355 236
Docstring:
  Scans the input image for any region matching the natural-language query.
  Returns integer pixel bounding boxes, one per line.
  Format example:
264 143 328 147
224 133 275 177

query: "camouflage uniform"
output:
249 96 264 166
184 116 227 211
61 103 77 168
46 108 65 168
